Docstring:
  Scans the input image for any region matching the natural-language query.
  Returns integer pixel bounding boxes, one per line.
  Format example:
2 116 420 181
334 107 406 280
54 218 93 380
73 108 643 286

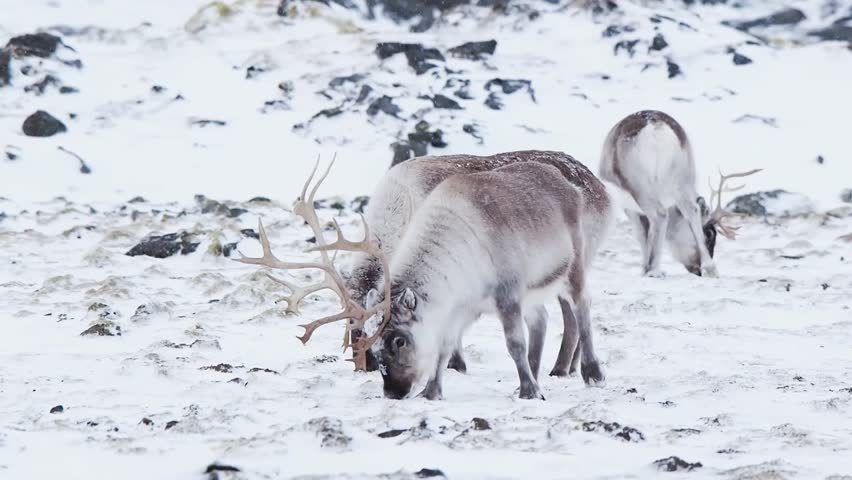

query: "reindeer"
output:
599 110 760 277
238 157 616 400
346 151 615 378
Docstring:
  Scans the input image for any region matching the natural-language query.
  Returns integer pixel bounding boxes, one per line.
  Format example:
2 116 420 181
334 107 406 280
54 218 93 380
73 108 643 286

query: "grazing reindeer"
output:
599 110 760 277
237 158 615 399
346 151 614 378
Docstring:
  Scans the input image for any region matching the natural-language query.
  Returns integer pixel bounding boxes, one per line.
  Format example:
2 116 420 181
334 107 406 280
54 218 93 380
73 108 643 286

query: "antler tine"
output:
308 216 380 256
710 168 763 214
266 273 341 315
309 154 336 204
301 156 320 202
233 219 336 273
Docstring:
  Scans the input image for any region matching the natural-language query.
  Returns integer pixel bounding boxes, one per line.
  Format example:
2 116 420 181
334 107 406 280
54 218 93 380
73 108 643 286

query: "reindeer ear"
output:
696 196 710 218
365 288 380 308
399 288 417 311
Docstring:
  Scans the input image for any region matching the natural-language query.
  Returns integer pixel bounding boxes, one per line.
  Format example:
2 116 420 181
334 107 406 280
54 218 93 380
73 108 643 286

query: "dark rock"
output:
472 417 491 430
311 105 344 121
726 190 815 217
653 456 703 472
141 417 154 426
428 94 463 109
59 85 79 94
582 421 645 442
22 110 67 137
62 59 83 69
375 42 444 74
446 78 471 99
816 155 824 165
0 48 11 87
649 34 668 51
190 119 227 127
733 52 753 65
126 232 200 258
50 405 64 414
350 195 370 213
165 420 179 430
614 39 639 57
151 85 166 93
329 73 365 88
484 92 503 110
666 60 682 78
201 363 235 373
463 123 483 143
222 242 238 258
6 33 64 58
415 468 446 478
240 228 260 239
602 25 622 37
726 8 806 31
205 464 241 474
391 141 414 166
366 0 467 32
378 428 407 438
809 25 852 42
356 84 373 103
248 196 271 203
245 65 266 79
485 78 534 98
227 208 247 218
367 95 401 116
447 39 497 60
260 100 290 113
408 120 446 155
80 323 121 336
840 189 852 204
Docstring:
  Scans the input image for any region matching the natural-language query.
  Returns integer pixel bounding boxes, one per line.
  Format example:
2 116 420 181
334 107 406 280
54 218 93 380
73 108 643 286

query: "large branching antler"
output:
708 168 762 239
234 157 391 371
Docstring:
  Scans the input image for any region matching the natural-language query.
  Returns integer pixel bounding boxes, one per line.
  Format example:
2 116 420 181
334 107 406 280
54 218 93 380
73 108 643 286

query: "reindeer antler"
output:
708 168 762 240
234 157 391 371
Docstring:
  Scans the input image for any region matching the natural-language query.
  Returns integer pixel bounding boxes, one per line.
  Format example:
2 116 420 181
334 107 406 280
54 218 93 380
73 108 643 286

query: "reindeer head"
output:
371 288 423 399
668 169 761 276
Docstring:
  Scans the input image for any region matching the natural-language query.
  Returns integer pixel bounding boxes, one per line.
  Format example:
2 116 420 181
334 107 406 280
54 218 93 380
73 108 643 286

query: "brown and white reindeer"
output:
238 155 617 400
345 151 615 379
599 110 760 277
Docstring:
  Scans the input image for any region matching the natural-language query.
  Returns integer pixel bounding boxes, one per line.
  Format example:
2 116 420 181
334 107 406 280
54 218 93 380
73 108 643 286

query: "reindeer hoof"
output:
447 352 467 374
417 387 444 401
549 367 568 378
582 361 606 386
518 384 546 400
644 269 666 279
702 265 719 278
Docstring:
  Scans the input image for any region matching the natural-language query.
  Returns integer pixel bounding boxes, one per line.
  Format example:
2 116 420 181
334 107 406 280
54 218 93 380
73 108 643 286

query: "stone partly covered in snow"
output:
22 110 67 137
724 8 806 32
809 24 852 43
727 190 816 217
0 47 10 86
447 40 497 60
375 42 444 75
653 456 703 472
841 189 852 204
126 232 200 258
391 120 447 166
6 32 65 58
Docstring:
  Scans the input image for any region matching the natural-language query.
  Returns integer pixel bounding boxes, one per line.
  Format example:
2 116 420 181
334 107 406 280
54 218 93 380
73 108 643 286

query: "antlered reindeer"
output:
346 151 615 378
599 110 760 277
238 156 617 400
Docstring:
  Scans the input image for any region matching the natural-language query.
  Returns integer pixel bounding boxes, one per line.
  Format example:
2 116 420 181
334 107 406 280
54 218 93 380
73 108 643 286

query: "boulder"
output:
6 32 64 58
726 190 815 217
126 232 200 258
375 42 444 75
22 110 67 137
447 40 497 60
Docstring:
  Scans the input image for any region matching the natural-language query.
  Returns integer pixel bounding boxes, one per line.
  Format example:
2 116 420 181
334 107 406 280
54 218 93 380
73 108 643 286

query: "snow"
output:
2 0 852 479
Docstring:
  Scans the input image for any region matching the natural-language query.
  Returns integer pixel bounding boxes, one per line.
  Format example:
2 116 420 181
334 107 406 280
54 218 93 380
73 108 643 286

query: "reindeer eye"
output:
393 336 407 349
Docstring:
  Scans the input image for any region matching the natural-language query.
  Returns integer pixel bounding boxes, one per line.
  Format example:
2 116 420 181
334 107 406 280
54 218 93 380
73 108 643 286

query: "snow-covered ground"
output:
2 0 852 479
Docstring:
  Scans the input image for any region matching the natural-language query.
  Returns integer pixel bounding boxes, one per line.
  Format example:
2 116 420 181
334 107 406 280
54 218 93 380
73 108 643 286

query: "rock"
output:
375 42 444 75
0 47 10 86
378 428 407 438
165 420 179 430
350 195 370 213
205 464 241 475
582 421 645 442
725 8 806 31
201 363 236 373
366 0 467 32
463 123 483 143
59 86 79 94
260 100 289 113
726 190 816 217
603 24 634 37
840 189 852 204
50 405 64 414
809 25 852 43
472 417 491 430
391 142 414 166
484 92 503 110
190 119 226 127
447 40 497 60
141 417 154 426
653 456 703 472
428 94 462 109
356 84 373 103
446 77 471 99
6 33 64 58
484 78 536 102
126 232 200 258
222 242 238 258
649 34 668 51
408 120 446 153
367 95 401 117
733 52 753 65
666 60 682 78
328 73 365 88
415 468 446 478
80 322 121 336
22 110 67 137
733 114 778 127
614 39 639 57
